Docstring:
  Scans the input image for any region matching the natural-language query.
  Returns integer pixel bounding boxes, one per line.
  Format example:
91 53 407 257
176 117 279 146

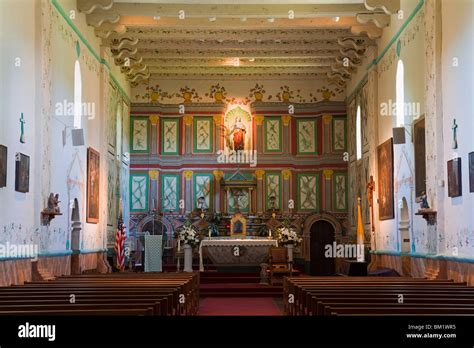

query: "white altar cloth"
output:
199 238 278 271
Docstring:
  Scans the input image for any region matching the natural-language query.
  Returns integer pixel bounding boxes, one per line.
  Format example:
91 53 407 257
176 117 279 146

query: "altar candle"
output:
178 239 181 252
208 228 211 239
269 229 272 238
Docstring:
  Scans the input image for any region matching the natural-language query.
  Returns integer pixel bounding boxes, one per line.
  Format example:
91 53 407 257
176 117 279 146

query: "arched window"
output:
396 59 404 127
356 105 362 160
74 59 82 129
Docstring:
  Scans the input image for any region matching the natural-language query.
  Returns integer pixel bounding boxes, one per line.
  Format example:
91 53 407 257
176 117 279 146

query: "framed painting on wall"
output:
297 173 319 211
264 116 282 153
87 147 100 223
193 116 213 153
469 152 474 193
161 118 180 155
296 119 317 154
130 116 149 153
413 117 426 197
0 145 6 188
15 152 29 193
447 158 462 197
377 138 394 220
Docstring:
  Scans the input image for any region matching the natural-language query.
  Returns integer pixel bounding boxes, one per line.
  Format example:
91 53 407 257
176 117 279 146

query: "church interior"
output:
1 0 474 331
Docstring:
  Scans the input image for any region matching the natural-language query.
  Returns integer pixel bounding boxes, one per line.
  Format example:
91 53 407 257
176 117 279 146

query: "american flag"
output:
114 222 127 271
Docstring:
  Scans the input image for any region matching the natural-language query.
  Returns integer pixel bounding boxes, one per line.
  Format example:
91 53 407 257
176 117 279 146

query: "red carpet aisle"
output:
198 297 283 316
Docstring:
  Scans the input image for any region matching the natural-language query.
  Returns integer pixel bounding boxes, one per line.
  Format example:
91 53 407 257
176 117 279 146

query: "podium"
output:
144 235 163 272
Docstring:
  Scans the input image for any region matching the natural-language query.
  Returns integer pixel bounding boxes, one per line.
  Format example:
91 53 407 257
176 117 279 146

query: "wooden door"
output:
310 220 335 275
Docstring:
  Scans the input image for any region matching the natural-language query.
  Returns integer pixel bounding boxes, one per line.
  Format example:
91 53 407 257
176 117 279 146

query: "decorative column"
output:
322 115 332 155
282 169 292 214
213 115 222 152
323 169 333 212
149 170 159 211
254 116 264 155
149 115 159 155
255 169 265 215
183 115 193 156
183 170 193 214
282 115 292 155
213 170 224 213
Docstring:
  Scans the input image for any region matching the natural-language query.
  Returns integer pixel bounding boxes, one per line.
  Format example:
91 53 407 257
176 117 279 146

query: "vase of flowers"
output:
276 227 302 262
175 224 200 272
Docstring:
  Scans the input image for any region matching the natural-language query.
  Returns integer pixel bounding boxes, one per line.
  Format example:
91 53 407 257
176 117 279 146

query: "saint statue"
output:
231 116 246 150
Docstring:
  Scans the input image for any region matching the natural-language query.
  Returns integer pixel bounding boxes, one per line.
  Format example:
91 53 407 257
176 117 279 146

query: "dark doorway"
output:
310 220 336 276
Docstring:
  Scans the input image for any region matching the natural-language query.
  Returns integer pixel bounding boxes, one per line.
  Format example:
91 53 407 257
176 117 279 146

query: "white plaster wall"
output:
0 0 131 255
0 0 42 248
440 0 474 258
347 0 427 253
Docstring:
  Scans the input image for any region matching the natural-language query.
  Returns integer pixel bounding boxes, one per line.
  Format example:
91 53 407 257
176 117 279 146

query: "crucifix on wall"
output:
367 175 375 234
451 119 458 149
19 113 25 144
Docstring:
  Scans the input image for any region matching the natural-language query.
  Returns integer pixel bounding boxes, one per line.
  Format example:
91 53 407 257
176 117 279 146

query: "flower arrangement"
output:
276 227 302 246
175 224 200 248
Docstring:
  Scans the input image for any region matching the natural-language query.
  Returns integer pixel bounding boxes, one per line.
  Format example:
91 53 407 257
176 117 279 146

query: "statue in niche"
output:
231 116 246 151
416 191 430 210
47 193 61 213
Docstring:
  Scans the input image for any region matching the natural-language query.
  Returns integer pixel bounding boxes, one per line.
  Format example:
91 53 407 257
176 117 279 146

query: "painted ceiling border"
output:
347 0 425 102
51 0 131 105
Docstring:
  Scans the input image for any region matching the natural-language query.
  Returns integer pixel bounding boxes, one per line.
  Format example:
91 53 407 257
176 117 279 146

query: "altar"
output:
199 237 278 271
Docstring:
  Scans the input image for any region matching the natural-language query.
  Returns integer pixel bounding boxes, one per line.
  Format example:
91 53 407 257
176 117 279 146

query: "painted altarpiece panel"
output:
131 117 149 153
296 119 317 154
193 116 213 153
297 173 319 211
333 172 348 212
130 173 149 213
265 172 281 210
264 116 282 153
332 117 347 152
193 174 213 210
227 190 250 213
161 118 180 155
161 174 180 212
